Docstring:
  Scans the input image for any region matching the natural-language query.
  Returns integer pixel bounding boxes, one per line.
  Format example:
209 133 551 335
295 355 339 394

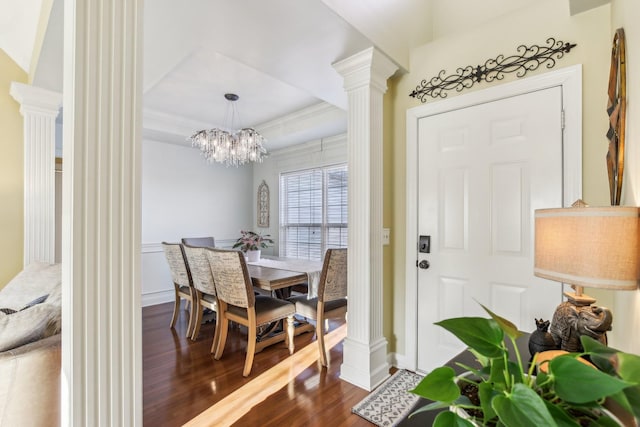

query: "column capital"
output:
333 47 398 93
10 82 62 117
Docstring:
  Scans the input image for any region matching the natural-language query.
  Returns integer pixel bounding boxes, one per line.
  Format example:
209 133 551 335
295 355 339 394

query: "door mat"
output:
352 369 424 426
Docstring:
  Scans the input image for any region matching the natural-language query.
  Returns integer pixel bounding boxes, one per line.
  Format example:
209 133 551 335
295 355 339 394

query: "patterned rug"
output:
352 369 424 426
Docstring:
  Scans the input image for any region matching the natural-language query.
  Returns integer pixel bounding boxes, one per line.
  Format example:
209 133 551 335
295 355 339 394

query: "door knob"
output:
418 260 430 269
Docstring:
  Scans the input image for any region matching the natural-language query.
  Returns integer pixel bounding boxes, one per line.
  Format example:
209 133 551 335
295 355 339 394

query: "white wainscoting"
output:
141 239 240 307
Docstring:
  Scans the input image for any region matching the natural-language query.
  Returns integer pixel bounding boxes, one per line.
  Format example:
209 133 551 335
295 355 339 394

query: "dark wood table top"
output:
247 264 308 291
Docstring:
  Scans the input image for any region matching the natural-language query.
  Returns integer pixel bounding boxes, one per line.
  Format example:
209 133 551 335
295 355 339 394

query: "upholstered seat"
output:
183 244 219 348
289 248 347 367
181 236 215 248
162 242 196 338
206 248 295 377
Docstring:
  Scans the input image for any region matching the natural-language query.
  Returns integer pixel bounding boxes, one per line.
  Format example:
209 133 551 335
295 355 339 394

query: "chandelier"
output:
188 93 267 167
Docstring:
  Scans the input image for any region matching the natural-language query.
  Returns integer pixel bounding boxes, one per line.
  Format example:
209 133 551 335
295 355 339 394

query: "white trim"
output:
404 64 583 372
141 243 163 254
142 290 174 307
333 47 398 391
62 1 142 425
10 83 62 266
142 239 237 254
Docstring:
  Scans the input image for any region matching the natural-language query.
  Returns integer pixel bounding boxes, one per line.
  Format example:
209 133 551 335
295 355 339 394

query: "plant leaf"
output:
433 410 476 427
615 352 640 384
542 400 582 427
411 366 460 402
480 304 523 341
436 317 505 358
621 385 640 420
478 381 497 421
550 356 633 403
408 399 451 416
492 383 557 427
581 335 619 374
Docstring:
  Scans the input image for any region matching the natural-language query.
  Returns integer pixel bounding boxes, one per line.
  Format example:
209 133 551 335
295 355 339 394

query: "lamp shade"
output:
534 206 640 290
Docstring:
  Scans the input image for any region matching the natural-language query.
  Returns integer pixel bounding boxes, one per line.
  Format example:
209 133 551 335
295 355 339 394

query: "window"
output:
279 164 347 260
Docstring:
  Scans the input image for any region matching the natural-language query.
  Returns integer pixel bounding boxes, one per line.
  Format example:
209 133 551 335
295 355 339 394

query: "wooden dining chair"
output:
183 244 219 348
161 242 196 338
181 236 215 248
206 248 296 377
289 248 347 367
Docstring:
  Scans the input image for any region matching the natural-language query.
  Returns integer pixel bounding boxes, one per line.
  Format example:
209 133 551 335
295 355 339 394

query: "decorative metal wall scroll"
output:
606 28 626 206
257 180 270 228
409 38 577 103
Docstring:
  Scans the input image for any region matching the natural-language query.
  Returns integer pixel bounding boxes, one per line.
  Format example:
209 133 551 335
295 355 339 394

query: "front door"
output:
417 87 564 372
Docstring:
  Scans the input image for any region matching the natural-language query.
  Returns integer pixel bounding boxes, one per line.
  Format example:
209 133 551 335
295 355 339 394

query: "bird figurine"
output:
528 318 558 360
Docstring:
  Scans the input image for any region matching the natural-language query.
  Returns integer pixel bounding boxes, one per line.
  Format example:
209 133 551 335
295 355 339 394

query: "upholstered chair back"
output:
183 245 217 296
162 242 192 288
206 249 254 309
317 248 347 303
181 236 215 248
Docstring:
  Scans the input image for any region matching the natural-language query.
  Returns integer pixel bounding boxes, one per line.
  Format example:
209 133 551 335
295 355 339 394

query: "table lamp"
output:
533 200 640 352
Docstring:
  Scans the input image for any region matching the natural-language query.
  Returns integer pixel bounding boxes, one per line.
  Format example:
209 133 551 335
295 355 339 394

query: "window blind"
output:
280 164 347 260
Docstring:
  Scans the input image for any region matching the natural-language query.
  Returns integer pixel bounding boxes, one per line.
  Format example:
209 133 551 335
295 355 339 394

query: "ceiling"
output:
3 0 603 152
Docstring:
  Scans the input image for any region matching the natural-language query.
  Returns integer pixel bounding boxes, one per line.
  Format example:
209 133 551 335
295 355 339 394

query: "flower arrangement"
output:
410 304 640 426
232 230 274 252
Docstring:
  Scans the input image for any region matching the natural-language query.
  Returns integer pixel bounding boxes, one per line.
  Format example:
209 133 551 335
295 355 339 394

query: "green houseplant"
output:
410 304 640 426
232 230 274 252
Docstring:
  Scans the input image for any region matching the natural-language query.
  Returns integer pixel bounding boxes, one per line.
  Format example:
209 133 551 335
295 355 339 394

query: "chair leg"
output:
214 308 229 360
185 297 196 338
191 301 203 340
169 287 180 328
243 324 257 377
210 308 221 354
317 313 329 367
286 315 295 354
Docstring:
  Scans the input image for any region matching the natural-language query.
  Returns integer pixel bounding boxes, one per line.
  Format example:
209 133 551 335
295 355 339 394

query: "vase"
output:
246 250 261 262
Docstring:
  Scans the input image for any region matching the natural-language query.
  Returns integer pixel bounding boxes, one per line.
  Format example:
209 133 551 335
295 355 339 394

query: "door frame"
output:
403 64 583 371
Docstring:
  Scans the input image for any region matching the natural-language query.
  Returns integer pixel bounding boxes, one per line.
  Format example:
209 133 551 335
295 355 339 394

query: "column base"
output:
339 336 390 391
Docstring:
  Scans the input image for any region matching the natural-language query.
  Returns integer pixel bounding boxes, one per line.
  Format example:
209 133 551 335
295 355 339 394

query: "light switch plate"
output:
382 228 390 245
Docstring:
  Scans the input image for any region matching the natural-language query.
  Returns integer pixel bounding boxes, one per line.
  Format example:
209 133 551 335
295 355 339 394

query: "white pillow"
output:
0 303 61 352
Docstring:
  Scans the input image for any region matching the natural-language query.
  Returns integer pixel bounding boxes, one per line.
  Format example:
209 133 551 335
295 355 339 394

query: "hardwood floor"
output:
143 302 375 426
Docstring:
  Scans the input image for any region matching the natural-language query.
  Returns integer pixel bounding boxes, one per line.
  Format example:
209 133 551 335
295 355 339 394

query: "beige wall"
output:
610 0 640 354
0 49 27 287
386 1 621 356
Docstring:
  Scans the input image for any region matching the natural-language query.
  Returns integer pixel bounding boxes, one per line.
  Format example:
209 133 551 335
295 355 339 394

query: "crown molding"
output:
143 102 347 149
569 0 610 15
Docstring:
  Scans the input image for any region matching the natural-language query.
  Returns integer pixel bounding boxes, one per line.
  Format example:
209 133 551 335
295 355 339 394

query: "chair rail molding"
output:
10 82 62 266
333 46 397 391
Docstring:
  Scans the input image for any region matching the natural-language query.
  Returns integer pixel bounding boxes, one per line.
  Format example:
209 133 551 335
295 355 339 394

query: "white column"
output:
62 1 142 426
333 47 397 391
9 83 61 265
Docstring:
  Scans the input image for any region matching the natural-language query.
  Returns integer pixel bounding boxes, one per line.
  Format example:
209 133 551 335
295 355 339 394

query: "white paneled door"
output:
417 87 564 372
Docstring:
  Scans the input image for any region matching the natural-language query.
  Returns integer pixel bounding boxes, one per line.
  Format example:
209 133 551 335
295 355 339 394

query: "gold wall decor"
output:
606 28 626 206
257 180 269 228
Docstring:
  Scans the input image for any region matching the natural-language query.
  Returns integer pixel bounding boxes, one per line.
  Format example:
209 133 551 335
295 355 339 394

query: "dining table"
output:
246 255 323 298
245 255 323 351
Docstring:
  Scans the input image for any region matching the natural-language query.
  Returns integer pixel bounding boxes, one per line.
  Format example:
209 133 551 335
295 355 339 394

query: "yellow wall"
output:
0 49 26 287
611 0 640 354
383 74 397 350
387 1 618 355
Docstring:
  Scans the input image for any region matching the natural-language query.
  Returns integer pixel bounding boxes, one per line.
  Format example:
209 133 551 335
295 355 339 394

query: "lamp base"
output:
549 298 613 352
563 290 597 306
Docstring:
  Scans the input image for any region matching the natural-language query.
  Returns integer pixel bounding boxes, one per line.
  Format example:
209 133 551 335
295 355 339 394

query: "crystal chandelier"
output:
188 93 267 167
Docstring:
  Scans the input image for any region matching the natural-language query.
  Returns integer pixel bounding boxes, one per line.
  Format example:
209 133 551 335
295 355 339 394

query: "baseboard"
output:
142 290 174 307
388 352 412 371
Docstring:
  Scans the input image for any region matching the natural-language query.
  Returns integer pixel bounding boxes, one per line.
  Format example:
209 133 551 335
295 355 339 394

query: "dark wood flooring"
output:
143 302 375 426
